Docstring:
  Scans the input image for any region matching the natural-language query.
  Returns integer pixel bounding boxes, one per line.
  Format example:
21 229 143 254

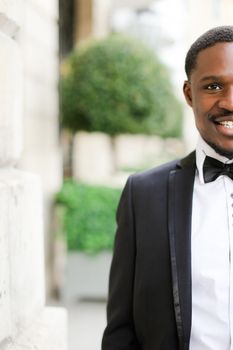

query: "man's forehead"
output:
191 42 233 78
196 42 233 61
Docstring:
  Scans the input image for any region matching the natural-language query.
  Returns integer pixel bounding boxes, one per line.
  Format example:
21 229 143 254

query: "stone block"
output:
22 115 59 152
114 134 164 169
0 183 12 343
164 138 185 157
73 132 114 184
24 79 59 122
143 135 165 157
0 169 45 343
20 148 63 196
0 12 19 38
0 0 23 32
0 32 22 165
25 0 58 21
21 4 58 54
19 149 63 297
22 78 59 152
21 38 58 86
4 307 67 350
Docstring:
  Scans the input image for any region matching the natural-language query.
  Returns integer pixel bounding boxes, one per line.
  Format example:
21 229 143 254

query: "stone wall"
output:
0 0 67 348
17 0 62 295
73 131 185 187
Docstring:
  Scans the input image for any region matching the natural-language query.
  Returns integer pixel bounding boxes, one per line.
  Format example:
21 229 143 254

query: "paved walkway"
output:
49 300 107 350
67 301 106 350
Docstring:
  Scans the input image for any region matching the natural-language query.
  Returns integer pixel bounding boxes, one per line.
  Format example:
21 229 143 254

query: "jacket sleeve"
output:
102 176 140 349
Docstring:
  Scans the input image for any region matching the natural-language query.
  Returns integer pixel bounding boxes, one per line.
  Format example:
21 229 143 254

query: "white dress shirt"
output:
190 136 233 350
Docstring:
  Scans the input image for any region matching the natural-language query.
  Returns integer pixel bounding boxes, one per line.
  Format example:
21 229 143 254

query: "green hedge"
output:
60 34 183 137
55 180 121 254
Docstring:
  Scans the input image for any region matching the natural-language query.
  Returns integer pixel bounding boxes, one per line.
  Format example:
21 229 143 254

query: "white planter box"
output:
73 132 114 184
62 252 112 303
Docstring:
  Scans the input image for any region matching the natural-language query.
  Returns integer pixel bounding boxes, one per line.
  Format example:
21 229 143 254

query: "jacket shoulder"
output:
127 151 195 190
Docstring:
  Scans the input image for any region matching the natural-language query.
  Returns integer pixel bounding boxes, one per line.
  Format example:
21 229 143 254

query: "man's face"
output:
183 42 233 156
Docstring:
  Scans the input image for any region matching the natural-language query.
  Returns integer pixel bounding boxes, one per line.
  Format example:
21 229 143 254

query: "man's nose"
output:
218 86 233 110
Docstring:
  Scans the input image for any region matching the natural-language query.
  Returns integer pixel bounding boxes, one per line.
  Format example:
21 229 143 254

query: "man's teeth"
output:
219 121 233 128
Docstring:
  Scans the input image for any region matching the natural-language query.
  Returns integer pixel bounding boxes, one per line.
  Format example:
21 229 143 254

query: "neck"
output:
203 138 233 160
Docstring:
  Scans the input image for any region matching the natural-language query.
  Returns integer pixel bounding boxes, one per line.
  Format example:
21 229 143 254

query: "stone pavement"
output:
49 300 107 350
68 301 106 350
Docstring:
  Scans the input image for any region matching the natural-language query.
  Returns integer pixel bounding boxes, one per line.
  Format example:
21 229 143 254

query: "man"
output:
102 26 233 350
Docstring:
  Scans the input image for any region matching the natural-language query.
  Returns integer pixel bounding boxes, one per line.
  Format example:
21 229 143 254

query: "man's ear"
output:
183 80 193 107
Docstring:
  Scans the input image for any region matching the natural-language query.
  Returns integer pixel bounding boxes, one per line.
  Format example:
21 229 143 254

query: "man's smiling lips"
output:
217 121 233 128
208 113 233 129
208 111 233 129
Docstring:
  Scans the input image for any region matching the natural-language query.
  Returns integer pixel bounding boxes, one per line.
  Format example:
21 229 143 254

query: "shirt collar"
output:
196 136 233 184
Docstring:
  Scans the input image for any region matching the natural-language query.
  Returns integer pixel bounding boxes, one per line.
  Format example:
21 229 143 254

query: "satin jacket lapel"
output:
168 151 196 350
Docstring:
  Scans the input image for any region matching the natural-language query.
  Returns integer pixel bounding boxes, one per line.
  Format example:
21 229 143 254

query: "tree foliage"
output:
55 180 121 253
60 34 182 137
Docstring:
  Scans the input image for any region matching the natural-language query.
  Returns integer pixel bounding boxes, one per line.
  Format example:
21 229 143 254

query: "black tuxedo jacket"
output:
102 151 197 350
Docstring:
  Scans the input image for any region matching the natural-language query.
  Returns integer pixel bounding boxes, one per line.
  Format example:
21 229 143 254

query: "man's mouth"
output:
217 120 233 129
209 113 233 129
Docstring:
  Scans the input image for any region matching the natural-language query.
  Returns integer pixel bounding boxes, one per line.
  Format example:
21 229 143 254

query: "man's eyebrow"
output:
199 75 222 82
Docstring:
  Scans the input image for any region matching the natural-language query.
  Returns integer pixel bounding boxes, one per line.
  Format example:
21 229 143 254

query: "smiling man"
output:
102 26 233 350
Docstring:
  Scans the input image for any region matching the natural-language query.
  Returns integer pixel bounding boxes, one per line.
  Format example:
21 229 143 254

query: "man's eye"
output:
205 83 222 90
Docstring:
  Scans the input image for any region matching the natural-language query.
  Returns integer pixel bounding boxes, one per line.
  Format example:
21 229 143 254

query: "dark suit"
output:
102 151 196 350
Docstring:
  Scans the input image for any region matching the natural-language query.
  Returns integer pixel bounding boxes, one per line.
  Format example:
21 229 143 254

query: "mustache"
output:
208 109 233 121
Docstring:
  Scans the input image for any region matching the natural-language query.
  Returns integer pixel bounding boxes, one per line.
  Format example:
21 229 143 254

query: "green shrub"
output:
60 34 183 137
55 180 121 254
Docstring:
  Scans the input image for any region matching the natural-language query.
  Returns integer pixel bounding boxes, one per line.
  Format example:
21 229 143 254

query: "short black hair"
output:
185 26 233 79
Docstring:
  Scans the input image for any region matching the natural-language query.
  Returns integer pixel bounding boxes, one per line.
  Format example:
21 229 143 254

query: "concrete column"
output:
0 32 22 165
17 0 63 297
0 1 67 349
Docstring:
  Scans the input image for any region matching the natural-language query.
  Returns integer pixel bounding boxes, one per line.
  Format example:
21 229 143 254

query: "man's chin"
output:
204 138 233 159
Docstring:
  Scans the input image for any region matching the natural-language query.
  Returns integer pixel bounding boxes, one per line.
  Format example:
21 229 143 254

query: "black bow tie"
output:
203 156 233 183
